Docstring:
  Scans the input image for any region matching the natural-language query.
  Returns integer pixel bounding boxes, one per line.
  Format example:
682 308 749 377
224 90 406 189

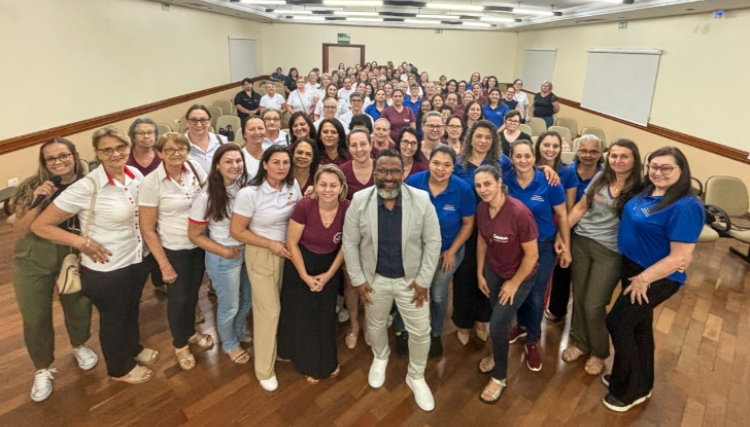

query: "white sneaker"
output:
406 376 435 411
338 309 350 323
260 375 278 392
72 345 99 371
368 357 388 388
31 369 57 402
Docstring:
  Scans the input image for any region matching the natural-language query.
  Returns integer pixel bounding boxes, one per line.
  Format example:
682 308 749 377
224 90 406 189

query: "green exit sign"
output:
435 29 443 34
337 33 350 44
618 21 628 29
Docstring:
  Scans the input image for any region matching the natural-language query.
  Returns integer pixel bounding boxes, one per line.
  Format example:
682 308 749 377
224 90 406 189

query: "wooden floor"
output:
1 218 749 427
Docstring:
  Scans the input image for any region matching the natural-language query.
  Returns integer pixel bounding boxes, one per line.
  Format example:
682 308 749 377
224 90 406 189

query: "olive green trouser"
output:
13 233 92 369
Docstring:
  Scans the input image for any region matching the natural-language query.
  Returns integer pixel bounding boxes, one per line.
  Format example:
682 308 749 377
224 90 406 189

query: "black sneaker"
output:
428 336 443 359
395 331 409 357
602 392 651 412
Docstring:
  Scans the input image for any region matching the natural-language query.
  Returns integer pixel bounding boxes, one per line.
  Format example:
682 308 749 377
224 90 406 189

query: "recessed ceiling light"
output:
240 0 286 4
426 4 484 12
416 14 460 20
512 8 555 16
463 21 492 27
292 15 326 21
405 18 442 25
334 11 379 16
323 1 383 6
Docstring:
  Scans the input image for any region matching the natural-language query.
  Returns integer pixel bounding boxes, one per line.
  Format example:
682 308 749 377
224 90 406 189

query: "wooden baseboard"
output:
0 75 270 156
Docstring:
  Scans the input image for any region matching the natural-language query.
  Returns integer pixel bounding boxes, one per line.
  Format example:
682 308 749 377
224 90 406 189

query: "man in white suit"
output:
342 149 441 412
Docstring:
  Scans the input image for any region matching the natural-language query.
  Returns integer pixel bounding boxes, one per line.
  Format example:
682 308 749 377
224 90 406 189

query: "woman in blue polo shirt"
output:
504 139 571 373
482 88 509 129
603 146 703 412
399 145 476 358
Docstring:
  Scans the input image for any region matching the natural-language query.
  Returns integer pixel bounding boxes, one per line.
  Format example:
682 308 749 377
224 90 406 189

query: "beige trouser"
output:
245 244 285 381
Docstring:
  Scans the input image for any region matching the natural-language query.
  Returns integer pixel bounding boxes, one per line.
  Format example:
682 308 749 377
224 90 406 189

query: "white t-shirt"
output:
260 93 285 111
338 87 354 101
242 148 262 180
232 180 302 242
261 130 289 151
287 90 315 113
338 111 374 134
54 166 145 272
138 160 207 251
188 182 243 247
314 99 343 119
186 132 227 174
305 83 320 93
514 92 530 119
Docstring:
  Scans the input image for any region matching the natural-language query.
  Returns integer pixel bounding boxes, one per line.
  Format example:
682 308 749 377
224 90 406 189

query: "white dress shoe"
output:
406 376 435 411
260 376 278 392
368 357 388 388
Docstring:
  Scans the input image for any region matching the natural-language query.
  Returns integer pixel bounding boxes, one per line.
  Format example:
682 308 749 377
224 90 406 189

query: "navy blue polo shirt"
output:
454 154 512 203
483 103 510 128
406 171 476 252
403 96 422 117
618 194 704 284
572 161 602 202
558 163 580 192
503 169 567 241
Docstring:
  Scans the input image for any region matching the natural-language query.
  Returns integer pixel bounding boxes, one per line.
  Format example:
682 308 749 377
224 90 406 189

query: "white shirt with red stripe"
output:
188 182 243 247
138 160 206 251
54 165 145 272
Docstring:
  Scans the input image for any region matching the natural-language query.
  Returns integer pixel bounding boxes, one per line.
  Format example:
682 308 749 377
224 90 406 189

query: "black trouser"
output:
165 247 206 348
606 256 680 404
547 264 571 317
80 259 150 377
451 229 492 329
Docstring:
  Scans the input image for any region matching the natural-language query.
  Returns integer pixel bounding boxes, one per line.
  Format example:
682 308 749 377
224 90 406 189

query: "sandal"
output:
479 378 506 404
478 356 494 374
227 347 250 365
112 365 154 384
175 346 196 371
135 348 159 365
195 309 205 324
345 327 359 349
562 345 588 363
306 376 319 384
457 330 471 346
330 365 341 379
188 332 214 350
584 356 605 376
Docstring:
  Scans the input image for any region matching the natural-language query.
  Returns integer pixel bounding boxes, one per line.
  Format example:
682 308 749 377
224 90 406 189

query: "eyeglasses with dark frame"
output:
44 152 73 165
96 144 130 158
647 163 676 176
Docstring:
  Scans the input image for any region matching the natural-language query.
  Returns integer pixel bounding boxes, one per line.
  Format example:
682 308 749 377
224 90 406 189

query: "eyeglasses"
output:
44 153 73 165
187 118 210 125
323 105 338 109
97 144 130 157
446 125 462 130
400 140 418 147
162 147 189 156
506 120 520 124
264 117 281 122
577 149 601 156
134 130 155 137
648 163 676 176
424 124 443 131
375 168 403 177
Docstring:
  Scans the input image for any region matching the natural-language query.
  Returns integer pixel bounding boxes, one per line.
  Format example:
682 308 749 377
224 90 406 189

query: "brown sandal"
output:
227 347 250 365
562 345 588 363
175 346 196 371
135 348 159 365
330 365 341 379
584 356 605 376
112 365 153 384
188 332 214 350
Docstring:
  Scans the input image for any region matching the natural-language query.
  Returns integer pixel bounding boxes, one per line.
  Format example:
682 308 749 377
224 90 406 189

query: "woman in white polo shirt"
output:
188 144 252 365
259 82 286 112
139 132 211 371
33 126 157 384
230 145 302 392
184 104 228 173
286 76 316 117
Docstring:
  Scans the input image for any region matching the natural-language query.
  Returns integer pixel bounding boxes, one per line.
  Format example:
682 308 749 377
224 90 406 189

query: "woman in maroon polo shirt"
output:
473 164 540 404
315 119 349 166
381 89 416 142
397 128 428 180
277 165 350 384
290 137 318 195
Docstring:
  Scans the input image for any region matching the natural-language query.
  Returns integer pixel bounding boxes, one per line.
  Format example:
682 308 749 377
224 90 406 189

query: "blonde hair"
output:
92 125 131 150
155 131 191 152
311 164 348 202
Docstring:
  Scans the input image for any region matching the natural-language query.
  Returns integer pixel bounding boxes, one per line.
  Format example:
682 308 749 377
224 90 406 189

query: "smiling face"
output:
157 139 189 169
474 171 502 202
504 114 520 131
320 123 339 149
323 99 338 119
648 154 680 192
470 126 493 156
472 84 483 98
132 123 156 149
315 171 343 203
431 95 443 109
471 72 480 83
607 144 634 175
266 83 275 96
243 81 253 92
384 84 393 96
445 93 458 107
218 150 244 182
423 115 444 143
429 151 454 184
489 90 501 105
511 143 535 173
399 132 418 160
244 118 266 146
577 139 603 167
420 100 432 113
292 141 314 170
463 92 475 105
541 82 551 92
375 89 386 103
447 81 457 92
446 117 463 139
263 110 280 132
96 135 131 169
186 108 210 136
291 116 310 139
424 82 435 97
348 132 372 164
467 103 482 121
42 142 76 179
374 155 403 197
458 82 467 93
539 135 561 163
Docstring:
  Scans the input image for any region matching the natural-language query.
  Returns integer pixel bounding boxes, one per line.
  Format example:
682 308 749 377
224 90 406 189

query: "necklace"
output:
610 183 622 195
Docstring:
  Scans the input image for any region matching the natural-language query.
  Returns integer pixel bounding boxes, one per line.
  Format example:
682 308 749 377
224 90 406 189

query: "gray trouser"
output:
367 274 430 379
570 234 622 359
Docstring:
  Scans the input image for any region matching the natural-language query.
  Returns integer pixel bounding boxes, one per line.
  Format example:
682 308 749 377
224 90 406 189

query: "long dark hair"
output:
290 137 319 176
638 146 693 213
586 139 643 217
462 100 485 126
396 127 422 162
205 144 249 222
248 145 294 187
535 130 563 171
315 118 348 160
289 112 317 144
459 120 500 170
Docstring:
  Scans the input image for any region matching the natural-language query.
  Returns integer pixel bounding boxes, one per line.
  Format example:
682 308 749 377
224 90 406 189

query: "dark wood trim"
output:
0 75 270 156
321 43 366 74
516 87 750 166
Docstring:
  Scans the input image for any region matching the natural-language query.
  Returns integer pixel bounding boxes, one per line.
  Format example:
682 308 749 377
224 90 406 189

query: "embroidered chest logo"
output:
443 204 456 212
530 195 545 202
333 232 343 244
492 234 509 243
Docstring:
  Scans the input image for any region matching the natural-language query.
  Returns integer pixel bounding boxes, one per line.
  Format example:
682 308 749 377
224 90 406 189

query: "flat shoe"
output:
112 365 153 384
562 345 588 363
457 330 470 346
345 329 359 349
188 332 214 350
135 348 159 365
175 346 196 371
479 378 506 404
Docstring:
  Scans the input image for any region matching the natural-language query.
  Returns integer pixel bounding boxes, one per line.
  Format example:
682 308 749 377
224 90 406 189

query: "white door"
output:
228 37 258 82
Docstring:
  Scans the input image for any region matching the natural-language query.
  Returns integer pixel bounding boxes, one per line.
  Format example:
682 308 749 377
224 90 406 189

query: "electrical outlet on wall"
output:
7 177 19 187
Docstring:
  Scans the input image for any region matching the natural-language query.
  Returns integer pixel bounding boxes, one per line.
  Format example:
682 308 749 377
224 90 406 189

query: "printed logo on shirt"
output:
285 192 297 206
530 194 545 202
403 119 410 122
492 234 509 243
443 204 456 212
333 232 342 244
640 207 651 217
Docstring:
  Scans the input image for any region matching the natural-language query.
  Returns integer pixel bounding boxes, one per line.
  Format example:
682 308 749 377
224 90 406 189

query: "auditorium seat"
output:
561 152 576 163
527 118 547 137
208 106 223 129
554 117 578 138
213 99 234 117
580 126 606 144
280 111 292 130
519 123 533 136
704 175 750 263
548 125 573 150
216 115 241 143
157 123 172 135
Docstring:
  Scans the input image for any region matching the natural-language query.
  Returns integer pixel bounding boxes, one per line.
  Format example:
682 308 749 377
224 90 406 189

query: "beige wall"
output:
0 0 262 141
261 23 517 82
515 10 750 152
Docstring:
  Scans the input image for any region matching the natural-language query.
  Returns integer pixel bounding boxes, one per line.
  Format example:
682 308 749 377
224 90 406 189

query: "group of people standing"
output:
10 62 705 415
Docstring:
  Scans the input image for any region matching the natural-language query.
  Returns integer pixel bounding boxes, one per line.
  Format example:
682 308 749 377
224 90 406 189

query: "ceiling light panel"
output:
274 9 313 14
416 14 460 19
292 15 327 20
426 3 484 12
346 17 384 22
512 8 555 16
334 11 379 16
240 0 286 4
463 21 491 27
480 16 514 23
323 1 383 6
404 18 442 25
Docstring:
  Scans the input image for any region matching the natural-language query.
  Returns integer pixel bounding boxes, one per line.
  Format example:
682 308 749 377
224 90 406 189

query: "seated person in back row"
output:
235 78 261 127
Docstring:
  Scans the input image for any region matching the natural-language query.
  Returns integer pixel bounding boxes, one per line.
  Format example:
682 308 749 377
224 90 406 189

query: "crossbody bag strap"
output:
74 176 98 256
186 160 205 189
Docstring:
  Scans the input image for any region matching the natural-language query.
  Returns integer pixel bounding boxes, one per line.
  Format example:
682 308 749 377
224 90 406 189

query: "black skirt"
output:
278 244 341 379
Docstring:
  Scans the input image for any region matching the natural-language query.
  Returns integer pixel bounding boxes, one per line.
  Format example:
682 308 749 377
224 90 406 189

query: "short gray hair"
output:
128 118 159 143
578 134 604 152
349 91 364 101
422 111 443 125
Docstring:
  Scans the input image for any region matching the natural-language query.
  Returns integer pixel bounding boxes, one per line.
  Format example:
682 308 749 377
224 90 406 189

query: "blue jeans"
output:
541 116 554 128
205 249 252 353
393 245 465 337
516 237 556 343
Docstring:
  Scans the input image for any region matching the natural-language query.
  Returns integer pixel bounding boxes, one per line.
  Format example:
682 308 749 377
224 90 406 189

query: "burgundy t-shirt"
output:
476 197 539 280
404 155 429 180
381 106 416 142
319 151 350 167
340 160 374 200
371 141 396 158
290 197 350 254
127 150 162 176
